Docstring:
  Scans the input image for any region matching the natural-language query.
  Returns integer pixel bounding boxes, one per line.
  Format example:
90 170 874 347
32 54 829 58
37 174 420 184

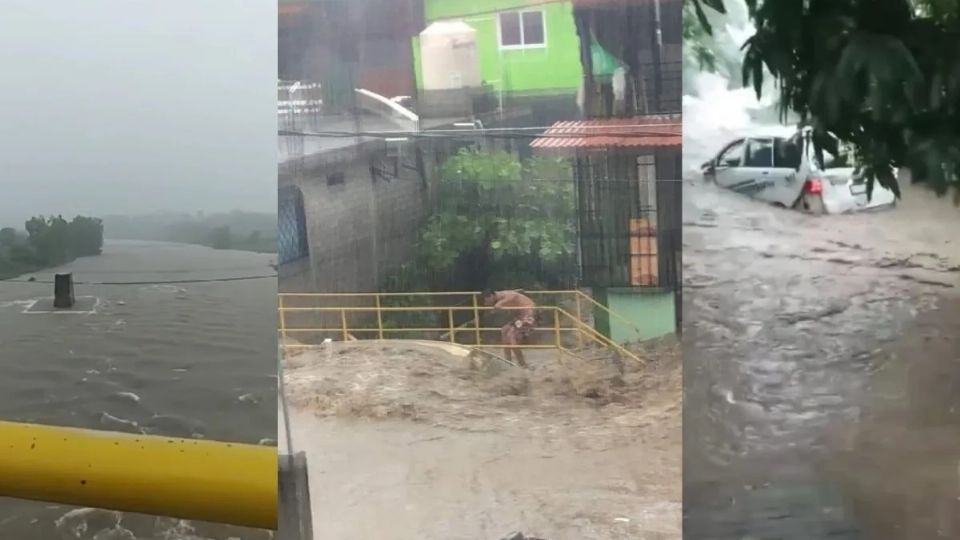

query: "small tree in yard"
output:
378 148 579 333
411 147 578 292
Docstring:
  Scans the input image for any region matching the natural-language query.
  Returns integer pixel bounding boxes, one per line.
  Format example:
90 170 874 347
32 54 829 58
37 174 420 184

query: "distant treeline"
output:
101 211 276 254
0 215 104 279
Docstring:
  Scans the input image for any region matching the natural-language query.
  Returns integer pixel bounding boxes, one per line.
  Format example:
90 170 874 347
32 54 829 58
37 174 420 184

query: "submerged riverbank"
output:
0 253 100 281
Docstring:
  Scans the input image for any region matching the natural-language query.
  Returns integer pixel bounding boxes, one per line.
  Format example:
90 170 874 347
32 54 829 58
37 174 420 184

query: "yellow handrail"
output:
0 421 277 530
278 291 645 364
277 289 643 338
568 290 644 340
555 307 644 365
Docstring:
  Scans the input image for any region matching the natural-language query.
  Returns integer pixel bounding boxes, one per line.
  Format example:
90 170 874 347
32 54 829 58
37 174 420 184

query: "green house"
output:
413 0 589 100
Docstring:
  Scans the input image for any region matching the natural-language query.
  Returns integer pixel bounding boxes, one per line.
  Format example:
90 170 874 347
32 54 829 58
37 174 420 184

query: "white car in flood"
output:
701 128 897 214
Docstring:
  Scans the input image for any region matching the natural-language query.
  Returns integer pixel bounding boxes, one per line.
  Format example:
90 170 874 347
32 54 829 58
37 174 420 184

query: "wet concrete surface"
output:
683 179 960 539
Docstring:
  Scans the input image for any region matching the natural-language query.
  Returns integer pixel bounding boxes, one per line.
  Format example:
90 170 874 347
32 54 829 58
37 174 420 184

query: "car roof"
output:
738 124 797 139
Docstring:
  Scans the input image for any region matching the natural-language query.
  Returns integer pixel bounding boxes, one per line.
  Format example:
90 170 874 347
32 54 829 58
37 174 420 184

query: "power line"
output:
279 129 680 143
32 266 276 275
0 274 277 286
280 124 679 139
425 0 567 22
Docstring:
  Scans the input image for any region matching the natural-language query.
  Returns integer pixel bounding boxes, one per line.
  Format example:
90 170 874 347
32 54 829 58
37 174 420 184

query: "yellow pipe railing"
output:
0 421 277 530
277 289 644 338
278 291 645 364
278 294 288 344
555 307 645 365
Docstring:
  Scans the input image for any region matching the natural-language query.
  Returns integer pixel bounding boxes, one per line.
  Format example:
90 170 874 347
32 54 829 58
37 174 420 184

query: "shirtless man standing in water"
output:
482 289 537 368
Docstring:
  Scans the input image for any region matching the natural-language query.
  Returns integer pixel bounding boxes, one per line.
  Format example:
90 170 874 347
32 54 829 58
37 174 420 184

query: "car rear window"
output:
774 138 801 169
744 139 774 167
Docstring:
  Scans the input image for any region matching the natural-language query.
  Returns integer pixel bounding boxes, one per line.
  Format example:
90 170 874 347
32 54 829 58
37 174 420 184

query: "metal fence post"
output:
340 309 348 341
278 295 288 347
554 308 561 362
574 292 583 349
448 309 456 343
375 294 384 340
472 294 482 345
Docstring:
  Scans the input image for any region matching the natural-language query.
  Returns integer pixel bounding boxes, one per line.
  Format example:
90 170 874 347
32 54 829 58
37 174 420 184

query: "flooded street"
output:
0 240 277 540
283 340 681 540
683 179 960 538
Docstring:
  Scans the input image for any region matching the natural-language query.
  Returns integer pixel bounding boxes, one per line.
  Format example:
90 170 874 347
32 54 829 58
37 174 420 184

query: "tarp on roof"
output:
590 38 621 77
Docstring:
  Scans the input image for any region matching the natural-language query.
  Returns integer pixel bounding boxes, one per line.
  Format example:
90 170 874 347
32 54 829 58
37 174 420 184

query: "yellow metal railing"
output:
278 290 643 364
0 421 277 530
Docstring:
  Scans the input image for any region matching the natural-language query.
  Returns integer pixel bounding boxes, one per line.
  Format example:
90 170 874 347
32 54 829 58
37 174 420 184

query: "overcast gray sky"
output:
0 0 276 227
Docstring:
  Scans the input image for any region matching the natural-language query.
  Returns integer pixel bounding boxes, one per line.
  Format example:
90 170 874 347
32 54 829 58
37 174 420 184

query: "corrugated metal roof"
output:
530 116 681 150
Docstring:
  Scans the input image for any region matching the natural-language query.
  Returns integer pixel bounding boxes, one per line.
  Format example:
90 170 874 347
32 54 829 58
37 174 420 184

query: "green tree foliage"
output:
68 216 106 257
693 0 960 197
377 148 578 333
404 148 578 291
0 215 104 278
684 1 719 71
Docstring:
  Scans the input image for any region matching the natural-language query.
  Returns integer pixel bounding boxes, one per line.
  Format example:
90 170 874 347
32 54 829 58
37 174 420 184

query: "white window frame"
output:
496 9 547 50
637 153 658 213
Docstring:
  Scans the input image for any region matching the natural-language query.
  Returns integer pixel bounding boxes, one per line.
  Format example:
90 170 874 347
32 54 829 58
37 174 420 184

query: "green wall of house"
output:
414 0 583 95
593 288 676 344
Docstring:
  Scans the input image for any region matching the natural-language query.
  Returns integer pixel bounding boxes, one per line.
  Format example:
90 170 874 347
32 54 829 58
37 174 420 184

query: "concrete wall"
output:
281 140 432 294
593 287 676 344
278 138 437 342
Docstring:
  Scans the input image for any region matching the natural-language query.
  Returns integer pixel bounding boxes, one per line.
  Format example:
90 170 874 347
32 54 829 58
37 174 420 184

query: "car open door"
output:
709 138 750 188
765 136 806 207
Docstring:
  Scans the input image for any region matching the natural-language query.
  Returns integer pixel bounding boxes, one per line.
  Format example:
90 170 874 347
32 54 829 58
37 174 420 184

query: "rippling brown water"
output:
0 240 277 540
684 180 960 539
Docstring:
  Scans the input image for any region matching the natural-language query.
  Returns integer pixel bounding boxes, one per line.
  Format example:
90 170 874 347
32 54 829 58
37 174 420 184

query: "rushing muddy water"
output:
283 340 682 540
683 179 960 538
0 240 277 540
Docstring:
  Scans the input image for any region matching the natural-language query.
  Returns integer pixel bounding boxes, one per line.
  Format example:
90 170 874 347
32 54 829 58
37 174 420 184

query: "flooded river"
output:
0 240 277 540
683 179 960 538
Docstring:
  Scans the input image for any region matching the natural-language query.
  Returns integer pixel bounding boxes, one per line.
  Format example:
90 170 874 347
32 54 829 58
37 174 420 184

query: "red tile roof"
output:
530 116 681 150
573 0 676 7
278 4 304 16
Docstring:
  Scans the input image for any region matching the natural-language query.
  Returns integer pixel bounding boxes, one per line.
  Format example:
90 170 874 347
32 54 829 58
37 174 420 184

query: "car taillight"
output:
805 178 823 195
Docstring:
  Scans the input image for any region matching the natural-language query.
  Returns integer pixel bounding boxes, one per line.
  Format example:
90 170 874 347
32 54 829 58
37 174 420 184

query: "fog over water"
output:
0 0 277 226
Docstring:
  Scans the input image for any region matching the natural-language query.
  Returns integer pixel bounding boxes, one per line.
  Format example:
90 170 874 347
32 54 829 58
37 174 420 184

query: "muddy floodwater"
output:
282 339 681 540
0 240 277 540
683 179 960 539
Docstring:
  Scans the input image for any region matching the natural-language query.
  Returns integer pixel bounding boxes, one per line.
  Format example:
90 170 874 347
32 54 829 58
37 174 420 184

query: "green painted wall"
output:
412 36 423 90
418 0 583 95
593 288 676 344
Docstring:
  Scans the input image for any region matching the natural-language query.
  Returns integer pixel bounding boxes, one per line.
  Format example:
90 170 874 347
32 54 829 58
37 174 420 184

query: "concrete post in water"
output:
53 273 75 308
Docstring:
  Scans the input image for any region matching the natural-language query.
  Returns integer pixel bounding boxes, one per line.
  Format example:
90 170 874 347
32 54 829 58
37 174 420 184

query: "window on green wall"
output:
497 10 545 49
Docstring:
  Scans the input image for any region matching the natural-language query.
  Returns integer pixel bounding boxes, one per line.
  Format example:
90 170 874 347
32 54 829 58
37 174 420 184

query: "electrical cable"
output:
0 274 277 285
279 127 680 141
